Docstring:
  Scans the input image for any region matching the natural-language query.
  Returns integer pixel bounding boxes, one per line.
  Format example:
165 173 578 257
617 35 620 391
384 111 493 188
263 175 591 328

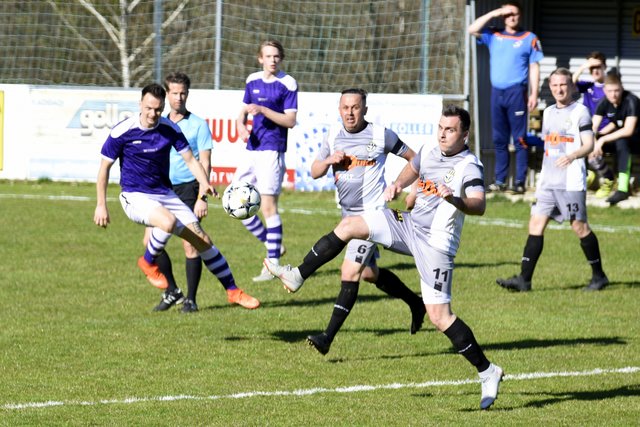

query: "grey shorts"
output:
362 209 453 304
344 238 379 268
532 189 587 223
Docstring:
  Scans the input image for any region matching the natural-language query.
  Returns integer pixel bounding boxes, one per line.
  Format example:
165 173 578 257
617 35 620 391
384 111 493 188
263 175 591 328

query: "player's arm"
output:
384 162 419 202
237 105 250 142
439 185 486 216
193 148 212 218
94 158 114 228
311 150 345 179
528 61 540 112
181 149 214 199
247 104 297 129
467 6 512 37
599 116 638 142
557 131 594 168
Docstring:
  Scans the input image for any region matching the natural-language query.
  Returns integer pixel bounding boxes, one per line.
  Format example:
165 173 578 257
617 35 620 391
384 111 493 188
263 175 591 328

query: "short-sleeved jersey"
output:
318 122 409 216
595 90 640 131
167 112 212 185
576 80 609 130
100 115 190 194
409 146 484 256
243 70 298 152
478 29 543 89
539 102 592 191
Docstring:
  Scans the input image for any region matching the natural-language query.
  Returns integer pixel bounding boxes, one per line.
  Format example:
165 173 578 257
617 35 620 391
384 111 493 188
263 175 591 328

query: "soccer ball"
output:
222 182 261 220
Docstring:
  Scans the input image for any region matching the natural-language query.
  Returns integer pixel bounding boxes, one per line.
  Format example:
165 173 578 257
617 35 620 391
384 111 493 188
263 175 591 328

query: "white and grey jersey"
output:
317 122 410 216
539 102 592 191
410 146 484 256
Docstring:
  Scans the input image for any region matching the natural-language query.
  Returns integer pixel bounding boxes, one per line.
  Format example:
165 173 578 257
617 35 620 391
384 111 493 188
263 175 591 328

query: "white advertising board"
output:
0 85 441 190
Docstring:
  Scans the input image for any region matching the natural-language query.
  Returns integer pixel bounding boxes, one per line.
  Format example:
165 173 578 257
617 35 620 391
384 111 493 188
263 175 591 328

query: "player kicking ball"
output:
265 105 504 410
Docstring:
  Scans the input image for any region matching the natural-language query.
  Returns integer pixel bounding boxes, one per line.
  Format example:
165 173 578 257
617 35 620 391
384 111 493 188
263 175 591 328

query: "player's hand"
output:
437 182 454 200
497 5 517 17
94 205 110 228
527 96 538 113
194 199 208 219
592 139 605 157
246 104 263 116
384 183 403 202
555 155 573 169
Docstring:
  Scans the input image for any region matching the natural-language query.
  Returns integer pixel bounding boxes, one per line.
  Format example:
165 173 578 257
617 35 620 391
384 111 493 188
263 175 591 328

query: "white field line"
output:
2 192 639 234
3 366 638 411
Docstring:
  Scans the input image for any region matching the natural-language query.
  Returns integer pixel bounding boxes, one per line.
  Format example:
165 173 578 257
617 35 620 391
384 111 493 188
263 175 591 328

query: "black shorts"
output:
173 180 199 212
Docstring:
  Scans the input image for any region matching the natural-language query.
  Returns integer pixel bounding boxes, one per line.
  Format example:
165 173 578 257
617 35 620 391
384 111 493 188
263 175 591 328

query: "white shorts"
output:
362 209 453 304
119 191 198 227
344 239 379 268
532 189 588 223
233 150 286 196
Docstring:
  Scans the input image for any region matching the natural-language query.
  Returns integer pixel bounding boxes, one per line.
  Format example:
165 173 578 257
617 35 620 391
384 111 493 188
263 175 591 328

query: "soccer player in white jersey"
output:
303 88 424 354
235 40 298 282
265 105 504 410
141 72 260 312
94 83 259 310
496 68 608 292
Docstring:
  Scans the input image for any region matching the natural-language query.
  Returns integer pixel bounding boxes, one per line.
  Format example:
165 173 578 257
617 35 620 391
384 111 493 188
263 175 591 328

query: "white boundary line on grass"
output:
3 366 638 411
2 192 639 234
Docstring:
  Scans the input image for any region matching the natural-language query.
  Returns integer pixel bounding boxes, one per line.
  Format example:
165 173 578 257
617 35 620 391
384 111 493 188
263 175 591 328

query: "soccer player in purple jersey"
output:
235 40 298 282
94 83 260 310
496 68 608 292
469 1 543 194
302 88 424 355
265 106 504 410
572 52 616 198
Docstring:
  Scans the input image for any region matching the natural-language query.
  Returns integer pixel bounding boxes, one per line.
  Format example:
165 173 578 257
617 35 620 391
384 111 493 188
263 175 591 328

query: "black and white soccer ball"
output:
222 182 261 220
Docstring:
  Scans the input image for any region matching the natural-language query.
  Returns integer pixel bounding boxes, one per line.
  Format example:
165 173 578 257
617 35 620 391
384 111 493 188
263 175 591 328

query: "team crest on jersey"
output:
513 40 522 48
366 140 376 152
443 168 455 184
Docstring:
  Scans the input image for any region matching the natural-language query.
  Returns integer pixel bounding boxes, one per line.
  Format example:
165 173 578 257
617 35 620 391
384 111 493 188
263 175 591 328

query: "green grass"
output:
0 180 638 426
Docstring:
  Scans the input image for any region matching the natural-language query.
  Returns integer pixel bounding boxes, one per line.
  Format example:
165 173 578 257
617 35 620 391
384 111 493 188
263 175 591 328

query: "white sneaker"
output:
262 258 304 293
252 265 275 282
479 363 504 410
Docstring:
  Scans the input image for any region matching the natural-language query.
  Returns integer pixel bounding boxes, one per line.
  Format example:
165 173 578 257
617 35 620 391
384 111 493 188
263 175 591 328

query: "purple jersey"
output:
243 70 298 152
100 115 190 194
576 80 609 130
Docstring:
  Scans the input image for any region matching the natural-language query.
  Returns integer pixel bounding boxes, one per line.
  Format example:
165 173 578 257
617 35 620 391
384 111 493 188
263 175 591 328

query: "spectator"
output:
468 1 543 194
572 52 615 197
591 74 640 205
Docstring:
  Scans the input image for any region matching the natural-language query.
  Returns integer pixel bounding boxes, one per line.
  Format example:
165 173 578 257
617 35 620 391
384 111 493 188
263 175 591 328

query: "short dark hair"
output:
259 40 285 59
164 72 191 91
341 88 368 105
141 83 166 101
587 51 607 66
442 104 470 132
549 67 573 80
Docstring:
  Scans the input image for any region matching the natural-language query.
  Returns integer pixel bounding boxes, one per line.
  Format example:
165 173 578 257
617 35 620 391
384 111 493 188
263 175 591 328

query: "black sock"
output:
299 231 347 279
580 232 605 278
375 268 423 309
325 281 359 341
185 257 202 302
155 250 178 292
443 317 490 373
521 235 543 281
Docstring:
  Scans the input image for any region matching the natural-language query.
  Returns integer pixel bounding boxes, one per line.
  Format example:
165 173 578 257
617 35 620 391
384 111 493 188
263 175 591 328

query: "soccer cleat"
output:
307 333 332 355
410 303 427 335
181 299 199 313
510 184 525 195
227 288 260 309
263 259 305 293
496 275 531 292
137 256 169 289
487 182 507 193
480 364 504 410
595 178 614 198
252 265 275 282
583 274 609 291
606 190 629 206
153 288 185 311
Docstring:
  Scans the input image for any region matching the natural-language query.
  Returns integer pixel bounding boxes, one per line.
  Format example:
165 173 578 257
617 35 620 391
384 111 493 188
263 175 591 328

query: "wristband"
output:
199 194 208 203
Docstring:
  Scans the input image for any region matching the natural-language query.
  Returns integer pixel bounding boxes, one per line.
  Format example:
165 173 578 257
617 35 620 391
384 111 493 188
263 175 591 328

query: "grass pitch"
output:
0 180 638 426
